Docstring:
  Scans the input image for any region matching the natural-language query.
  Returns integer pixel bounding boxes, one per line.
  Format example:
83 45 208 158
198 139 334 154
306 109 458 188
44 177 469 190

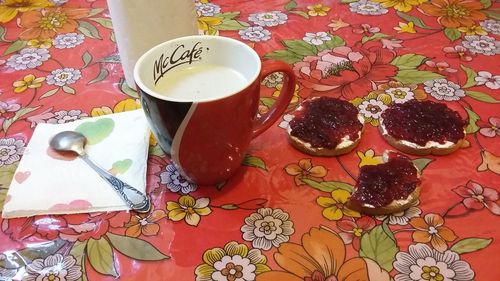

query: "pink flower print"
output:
443 45 475 61
352 23 380 35
453 180 500 215
480 117 500 137
337 216 376 250
0 101 21 120
424 61 457 73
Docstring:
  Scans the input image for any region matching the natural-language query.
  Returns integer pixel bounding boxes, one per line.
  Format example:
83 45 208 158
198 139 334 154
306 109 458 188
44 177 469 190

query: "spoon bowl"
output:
49 131 151 213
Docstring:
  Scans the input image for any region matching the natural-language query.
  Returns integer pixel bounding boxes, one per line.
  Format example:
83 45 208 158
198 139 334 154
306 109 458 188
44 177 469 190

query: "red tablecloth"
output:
0 0 499 280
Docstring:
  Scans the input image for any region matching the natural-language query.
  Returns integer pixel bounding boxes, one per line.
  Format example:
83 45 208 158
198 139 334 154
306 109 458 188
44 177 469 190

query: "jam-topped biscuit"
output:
380 100 467 155
287 96 364 156
347 151 421 215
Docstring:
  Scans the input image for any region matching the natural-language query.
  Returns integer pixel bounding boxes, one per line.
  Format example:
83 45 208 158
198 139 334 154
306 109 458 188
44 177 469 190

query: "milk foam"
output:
155 64 248 102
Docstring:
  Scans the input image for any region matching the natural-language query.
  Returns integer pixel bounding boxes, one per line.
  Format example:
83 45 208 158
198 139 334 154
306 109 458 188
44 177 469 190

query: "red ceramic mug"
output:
134 35 296 185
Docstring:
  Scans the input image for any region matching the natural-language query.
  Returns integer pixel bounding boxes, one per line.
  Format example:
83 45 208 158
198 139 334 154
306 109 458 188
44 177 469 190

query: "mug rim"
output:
134 35 261 103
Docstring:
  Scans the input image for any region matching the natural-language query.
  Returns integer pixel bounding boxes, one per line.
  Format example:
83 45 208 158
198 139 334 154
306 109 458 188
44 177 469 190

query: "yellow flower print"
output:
272 84 300 104
0 0 52 23
394 21 416 33
13 74 45 93
284 158 328 185
317 189 361 220
195 241 270 281
458 25 487 36
197 16 223 35
307 4 330 17
27 38 52 48
372 0 428 13
167 195 212 226
90 98 141 116
352 92 392 126
357 149 384 167
328 18 350 31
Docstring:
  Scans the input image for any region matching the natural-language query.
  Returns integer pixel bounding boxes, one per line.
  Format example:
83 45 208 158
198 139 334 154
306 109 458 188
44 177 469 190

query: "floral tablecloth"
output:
0 0 499 280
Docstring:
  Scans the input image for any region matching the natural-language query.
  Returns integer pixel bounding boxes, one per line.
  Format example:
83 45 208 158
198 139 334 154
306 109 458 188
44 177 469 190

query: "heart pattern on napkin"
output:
75 118 115 145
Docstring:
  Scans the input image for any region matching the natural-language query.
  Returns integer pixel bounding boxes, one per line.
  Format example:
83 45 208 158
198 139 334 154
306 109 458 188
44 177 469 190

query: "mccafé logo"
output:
153 42 203 84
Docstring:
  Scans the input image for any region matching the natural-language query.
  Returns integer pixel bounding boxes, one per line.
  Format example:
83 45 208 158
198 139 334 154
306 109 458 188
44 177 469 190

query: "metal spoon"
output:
49 131 151 213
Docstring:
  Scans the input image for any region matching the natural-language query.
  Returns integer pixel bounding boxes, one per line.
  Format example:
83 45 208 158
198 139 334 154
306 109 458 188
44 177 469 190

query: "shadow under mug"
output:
134 35 296 185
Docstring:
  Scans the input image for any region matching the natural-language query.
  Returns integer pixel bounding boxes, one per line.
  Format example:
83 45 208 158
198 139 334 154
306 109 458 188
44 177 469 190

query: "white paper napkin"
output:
1 109 150 218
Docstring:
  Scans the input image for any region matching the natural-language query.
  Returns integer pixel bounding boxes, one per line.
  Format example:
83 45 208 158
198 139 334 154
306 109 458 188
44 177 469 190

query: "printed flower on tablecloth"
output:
475 71 500 90
394 22 416 33
241 208 294 251
195 241 270 281
307 4 330 17
6 48 50 70
443 45 474 61
373 81 427 104
195 2 221 16
262 72 284 88
424 79 465 101
53 33 85 49
409 213 457 252
13 74 45 93
239 26 271 42
357 149 384 167
372 0 427 12
293 45 397 98
46 67 81 86
197 15 223 35
27 38 52 48
160 164 198 194
0 266 17 281
480 117 500 138
0 138 25 166
352 23 380 35
248 11 287 27
278 114 293 129
418 0 486 28
462 35 500 56
256 227 391 281
166 195 211 226
47 109 88 124
328 18 350 31
453 181 500 215
284 158 328 185
381 38 403 50
317 190 361 221
272 84 300 104
124 209 168 237
3 212 130 241
0 101 21 120
458 25 487 36
24 254 82 281
0 0 53 23
424 61 457 73
349 0 388 15
303 32 331 46
18 7 91 40
337 216 376 250
352 92 391 126
394 243 474 281
478 150 500 175
480 19 500 35
376 200 422 225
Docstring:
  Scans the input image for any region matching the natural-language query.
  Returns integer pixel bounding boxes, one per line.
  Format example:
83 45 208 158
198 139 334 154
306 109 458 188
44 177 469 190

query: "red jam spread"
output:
351 152 420 207
381 100 466 146
289 97 362 149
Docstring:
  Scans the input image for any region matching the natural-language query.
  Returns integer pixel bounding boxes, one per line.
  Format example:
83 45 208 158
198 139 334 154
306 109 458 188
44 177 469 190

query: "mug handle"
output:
252 60 297 138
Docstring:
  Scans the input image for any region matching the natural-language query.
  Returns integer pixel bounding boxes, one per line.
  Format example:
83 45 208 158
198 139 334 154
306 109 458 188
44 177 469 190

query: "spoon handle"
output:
81 155 151 213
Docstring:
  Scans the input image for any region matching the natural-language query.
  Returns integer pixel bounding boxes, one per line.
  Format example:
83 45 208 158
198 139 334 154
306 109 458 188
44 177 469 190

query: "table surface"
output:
0 0 499 280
